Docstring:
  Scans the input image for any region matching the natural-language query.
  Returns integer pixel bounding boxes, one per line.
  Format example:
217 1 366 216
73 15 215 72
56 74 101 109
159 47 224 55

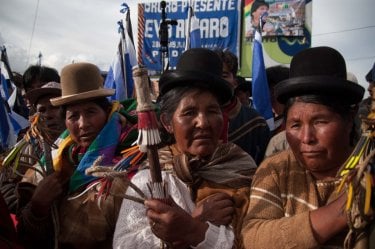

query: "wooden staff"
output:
133 65 167 199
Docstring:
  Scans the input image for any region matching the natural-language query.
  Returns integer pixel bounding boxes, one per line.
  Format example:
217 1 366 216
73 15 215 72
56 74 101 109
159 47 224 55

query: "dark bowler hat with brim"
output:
275 46 364 105
158 48 233 105
25 81 61 106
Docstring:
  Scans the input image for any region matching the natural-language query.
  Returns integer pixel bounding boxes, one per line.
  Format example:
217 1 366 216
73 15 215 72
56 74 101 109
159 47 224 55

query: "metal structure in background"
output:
159 0 177 73
37 52 42 66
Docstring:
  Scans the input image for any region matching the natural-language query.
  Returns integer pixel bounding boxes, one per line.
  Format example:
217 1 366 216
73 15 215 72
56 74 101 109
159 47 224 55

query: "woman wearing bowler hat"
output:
16 62 140 249
241 46 368 248
114 48 257 248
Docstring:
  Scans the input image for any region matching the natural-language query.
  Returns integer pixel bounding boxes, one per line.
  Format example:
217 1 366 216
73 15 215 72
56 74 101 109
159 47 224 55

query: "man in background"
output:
216 49 270 165
358 63 375 120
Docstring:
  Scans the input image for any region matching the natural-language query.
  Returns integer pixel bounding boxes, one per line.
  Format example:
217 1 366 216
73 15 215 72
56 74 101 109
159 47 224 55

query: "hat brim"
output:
159 70 233 104
275 75 365 105
50 88 115 106
25 88 62 106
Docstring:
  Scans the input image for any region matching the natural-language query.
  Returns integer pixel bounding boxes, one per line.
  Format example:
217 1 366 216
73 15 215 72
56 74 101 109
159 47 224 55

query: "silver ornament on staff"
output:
133 65 169 201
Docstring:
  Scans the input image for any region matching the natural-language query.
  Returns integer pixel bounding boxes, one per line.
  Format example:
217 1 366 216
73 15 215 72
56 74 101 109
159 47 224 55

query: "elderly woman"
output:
113 48 257 248
16 63 139 249
241 46 366 248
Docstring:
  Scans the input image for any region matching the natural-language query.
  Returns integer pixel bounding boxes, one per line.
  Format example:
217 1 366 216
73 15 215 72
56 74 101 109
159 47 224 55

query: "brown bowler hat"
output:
275 46 364 105
50 62 114 106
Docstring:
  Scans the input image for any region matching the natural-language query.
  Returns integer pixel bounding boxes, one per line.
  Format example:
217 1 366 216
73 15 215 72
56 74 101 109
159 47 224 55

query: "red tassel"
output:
137 111 158 129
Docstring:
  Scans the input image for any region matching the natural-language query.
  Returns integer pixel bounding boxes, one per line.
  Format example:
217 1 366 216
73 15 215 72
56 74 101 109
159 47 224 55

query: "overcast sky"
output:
0 0 133 73
312 0 375 94
1 0 374 94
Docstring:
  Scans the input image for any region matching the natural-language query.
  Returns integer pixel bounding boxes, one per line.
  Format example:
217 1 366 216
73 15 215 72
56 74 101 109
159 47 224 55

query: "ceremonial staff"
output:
133 65 168 201
337 85 375 248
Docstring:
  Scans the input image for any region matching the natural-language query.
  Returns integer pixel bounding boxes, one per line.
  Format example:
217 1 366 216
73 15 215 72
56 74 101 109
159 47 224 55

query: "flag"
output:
6 85 29 133
0 47 29 150
251 30 275 131
0 98 17 150
104 3 137 101
0 56 11 100
185 0 201 50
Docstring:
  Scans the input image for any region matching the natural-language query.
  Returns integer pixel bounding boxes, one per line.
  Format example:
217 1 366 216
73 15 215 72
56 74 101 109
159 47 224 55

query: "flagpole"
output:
159 1 177 73
159 1 169 73
104 3 137 102
118 20 128 99
37 52 42 66
185 0 192 50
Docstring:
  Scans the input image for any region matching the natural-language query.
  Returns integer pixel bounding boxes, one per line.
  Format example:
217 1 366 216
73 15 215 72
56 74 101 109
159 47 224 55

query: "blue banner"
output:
139 0 241 73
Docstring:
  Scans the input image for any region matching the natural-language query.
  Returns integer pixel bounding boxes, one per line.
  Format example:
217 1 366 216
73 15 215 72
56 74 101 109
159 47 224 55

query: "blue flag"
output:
0 48 29 150
0 97 10 149
104 4 137 101
0 97 19 150
252 30 275 131
1 47 11 100
185 1 201 50
1 74 10 100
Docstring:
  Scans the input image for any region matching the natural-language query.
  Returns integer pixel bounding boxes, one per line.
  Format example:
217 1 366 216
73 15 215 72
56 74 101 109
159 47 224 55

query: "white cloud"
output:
312 0 375 93
0 0 126 73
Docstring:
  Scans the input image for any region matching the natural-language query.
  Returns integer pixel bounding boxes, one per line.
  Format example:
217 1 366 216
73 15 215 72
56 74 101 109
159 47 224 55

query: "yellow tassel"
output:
340 135 370 176
367 112 375 119
108 101 120 118
364 171 373 215
32 113 39 125
1 138 27 168
346 183 354 211
337 174 349 193
12 148 23 173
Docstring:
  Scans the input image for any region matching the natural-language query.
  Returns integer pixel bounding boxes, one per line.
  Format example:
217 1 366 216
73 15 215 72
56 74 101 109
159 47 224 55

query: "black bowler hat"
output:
158 48 233 104
275 46 365 105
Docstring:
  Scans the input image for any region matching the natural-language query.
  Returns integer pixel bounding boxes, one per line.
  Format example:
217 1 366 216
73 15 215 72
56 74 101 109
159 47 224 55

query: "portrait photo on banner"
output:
244 0 305 39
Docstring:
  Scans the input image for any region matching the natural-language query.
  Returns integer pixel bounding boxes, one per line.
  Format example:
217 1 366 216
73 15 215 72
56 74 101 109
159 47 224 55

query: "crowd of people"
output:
0 45 374 249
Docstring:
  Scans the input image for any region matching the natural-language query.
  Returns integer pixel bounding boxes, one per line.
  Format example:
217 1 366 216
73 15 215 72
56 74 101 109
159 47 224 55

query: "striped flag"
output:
6 83 29 134
0 97 17 150
251 30 275 131
0 48 29 150
0 50 11 100
185 0 201 50
104 3 137 101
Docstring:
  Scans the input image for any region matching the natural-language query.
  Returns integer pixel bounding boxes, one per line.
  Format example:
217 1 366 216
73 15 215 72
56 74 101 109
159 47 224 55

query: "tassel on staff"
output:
336 90 375 249
133 65 168 201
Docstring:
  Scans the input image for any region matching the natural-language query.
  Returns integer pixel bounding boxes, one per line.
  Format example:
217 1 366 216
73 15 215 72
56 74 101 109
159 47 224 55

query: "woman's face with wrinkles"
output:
162 89 224 158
